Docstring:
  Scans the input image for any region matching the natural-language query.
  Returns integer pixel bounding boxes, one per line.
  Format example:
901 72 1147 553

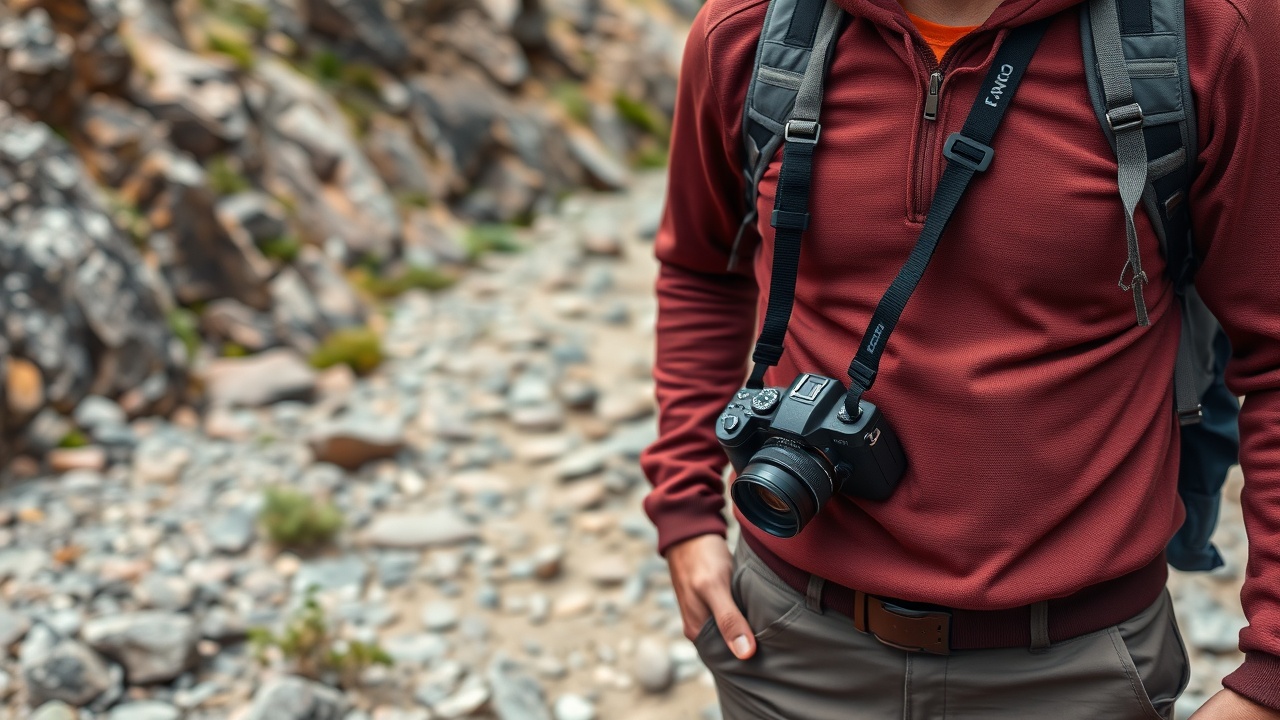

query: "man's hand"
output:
1190 689 1280 719
667 534 756 660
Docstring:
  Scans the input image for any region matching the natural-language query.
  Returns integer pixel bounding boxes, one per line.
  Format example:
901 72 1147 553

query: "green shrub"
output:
353 266 456 299
207 155 251 196
202 0 271 31
464 224 522 261
220 342 250 358
249 587 393 686
308 327 383 375
259 235 301 262
259 486 343 550
613 92 669 140
167 308 201 363
554 82 592 126
207 29 256 71
634 144 669 169
58 429 90 449
396 192 432 209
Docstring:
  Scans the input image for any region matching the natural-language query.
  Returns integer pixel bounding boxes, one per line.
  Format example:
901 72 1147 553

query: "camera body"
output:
716 373 906 537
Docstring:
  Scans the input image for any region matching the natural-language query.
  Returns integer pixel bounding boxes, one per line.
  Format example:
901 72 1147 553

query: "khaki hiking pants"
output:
695 541 1191 720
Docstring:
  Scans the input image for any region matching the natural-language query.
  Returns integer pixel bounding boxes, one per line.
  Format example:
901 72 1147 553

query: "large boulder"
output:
0 106 184 463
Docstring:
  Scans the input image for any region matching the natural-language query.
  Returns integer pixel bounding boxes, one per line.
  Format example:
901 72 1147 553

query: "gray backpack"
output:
732 0 1239 569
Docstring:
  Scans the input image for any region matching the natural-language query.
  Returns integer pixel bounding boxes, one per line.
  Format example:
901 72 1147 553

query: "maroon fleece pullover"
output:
640 0 1280 707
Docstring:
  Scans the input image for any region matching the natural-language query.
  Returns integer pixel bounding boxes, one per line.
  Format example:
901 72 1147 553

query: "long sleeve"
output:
1187 0 1280 707
639 4 762 556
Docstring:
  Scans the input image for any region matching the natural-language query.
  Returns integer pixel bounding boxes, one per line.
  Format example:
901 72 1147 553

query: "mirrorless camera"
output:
716 374 906 537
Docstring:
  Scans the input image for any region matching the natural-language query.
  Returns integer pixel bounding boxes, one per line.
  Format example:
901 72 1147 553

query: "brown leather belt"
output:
741 532 1168 655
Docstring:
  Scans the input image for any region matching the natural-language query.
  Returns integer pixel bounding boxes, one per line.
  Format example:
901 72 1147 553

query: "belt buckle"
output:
869 600 952 656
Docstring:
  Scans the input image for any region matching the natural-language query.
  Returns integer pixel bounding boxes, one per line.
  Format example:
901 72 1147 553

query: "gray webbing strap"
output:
1089 0 1151 327
792 0 843 125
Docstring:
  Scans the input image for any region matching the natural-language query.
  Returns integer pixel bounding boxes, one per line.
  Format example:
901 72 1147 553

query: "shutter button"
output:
722 415 740 431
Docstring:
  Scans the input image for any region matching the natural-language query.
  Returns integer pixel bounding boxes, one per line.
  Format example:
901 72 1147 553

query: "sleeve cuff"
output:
651 507 728 557
1223 651 1280 711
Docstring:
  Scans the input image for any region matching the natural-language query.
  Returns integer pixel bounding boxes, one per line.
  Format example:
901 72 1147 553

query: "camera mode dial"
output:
751 388 781 414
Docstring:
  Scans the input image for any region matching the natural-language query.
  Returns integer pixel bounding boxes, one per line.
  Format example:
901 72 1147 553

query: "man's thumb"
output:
708 594 756 660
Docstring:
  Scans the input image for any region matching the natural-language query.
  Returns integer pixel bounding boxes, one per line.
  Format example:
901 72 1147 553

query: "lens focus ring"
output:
756 438 834 498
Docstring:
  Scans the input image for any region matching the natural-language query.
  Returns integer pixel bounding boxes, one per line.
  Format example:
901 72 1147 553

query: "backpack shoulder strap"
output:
1080 0 1199 288
728 0 844 269
1081 0 1207 424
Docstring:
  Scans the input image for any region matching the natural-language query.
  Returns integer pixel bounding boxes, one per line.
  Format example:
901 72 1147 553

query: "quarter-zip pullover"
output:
640 0 1280 707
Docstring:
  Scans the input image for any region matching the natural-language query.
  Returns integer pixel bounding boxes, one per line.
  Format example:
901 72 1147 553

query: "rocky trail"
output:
0 169 1256 719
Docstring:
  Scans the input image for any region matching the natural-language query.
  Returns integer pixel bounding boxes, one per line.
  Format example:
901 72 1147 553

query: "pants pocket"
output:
1110 591 1192 720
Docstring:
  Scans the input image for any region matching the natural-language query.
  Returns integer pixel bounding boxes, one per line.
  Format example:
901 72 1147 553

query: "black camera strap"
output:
744 18 1052 416
843 20 1050 417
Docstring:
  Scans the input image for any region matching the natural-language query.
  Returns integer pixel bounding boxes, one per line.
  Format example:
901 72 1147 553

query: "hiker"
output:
639 0 1280 715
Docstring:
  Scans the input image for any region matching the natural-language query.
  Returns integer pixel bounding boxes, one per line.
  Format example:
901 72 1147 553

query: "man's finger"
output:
703 583 755 660
680 595 711 641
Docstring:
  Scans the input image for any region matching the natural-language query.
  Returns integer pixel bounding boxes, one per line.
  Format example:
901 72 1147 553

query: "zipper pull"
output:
923 71 942 121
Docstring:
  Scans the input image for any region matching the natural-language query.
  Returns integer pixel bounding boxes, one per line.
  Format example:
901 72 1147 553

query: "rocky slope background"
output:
0 0 686 467
0 0 1256 716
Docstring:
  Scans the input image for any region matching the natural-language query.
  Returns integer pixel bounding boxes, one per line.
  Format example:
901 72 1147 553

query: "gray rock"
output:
73 396 126 434
245 676 350 720
305 0 408 68
366 510 479 548
216 193 289 248
0 110 184 457
633 637 673 694
488 654 551 720
21 625 113 707
135 573 196 612
202 299 280 353
200 606 248 643
433 676 491 719
554 447 608 481
1187 602 1247 654
553 695 596 720
364 117 440 200
0 607 32 647
384 633 449 666
422 601 460 632
202 349 317 407
30 701 77 720
293 555 368 596
82 612 198 684
206 509 257 554
108 701 182 720
565 127 629 191
443 11 529 88
132 436 191 484
258 60 400 262
123 27 249 157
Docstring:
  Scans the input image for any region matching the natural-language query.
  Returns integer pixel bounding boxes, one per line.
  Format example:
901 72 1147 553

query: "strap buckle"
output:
1106 103 1145 132
784 120 821 145
942 133 995 172
1178 404 1204 426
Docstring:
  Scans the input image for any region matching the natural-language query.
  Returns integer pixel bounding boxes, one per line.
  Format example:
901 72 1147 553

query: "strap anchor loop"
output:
784 120 821 144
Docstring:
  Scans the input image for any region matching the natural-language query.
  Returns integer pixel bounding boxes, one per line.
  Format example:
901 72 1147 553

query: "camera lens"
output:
731 438 835 538
754 486 792 513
